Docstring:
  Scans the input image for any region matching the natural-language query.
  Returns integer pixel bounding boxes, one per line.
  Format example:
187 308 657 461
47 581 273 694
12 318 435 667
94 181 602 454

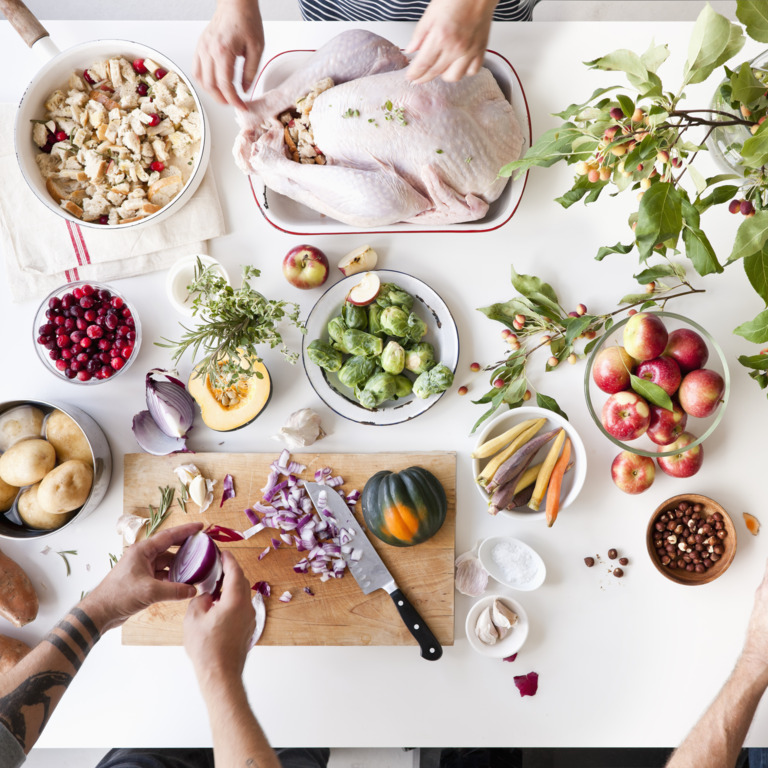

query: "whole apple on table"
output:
591 313 725 494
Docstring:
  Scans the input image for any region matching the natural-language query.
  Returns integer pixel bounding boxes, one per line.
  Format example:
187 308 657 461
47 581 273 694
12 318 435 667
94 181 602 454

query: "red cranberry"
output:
148 114 161 127
53 315 65 327
137 82 149 96
84 309 96 322
121 345 134 359
79 337 92 349
97 289 110 301
70 331 84 344
79 296 94 309
81 284 94 297
39 323 54 335
56 335 71 348
71 306 85 318
111 357 125 371
86 325 104 339
111 296 124 309
45 308 55 319
44 341 57 351
125 317 135 329
98 351 111 364
48 349 59 360
126 330 136 342
70 360 82 372
65 368 77 379
86 359 100 374
98 366 114 379
61 348 74 360
37 335 50 345
55 359 67 371
106 315 120 331
98 338 111 350
132 59 148 74
154 68 167 80
63 317 76 331
48 296 61 310
76 351 89 363
83 69 95 85
150 161 164 172
55 130 68 142
99 215 109 225
73 287 84 299
77 371 92 382
61 294 74 309
76 318 88 331
117 324 130 337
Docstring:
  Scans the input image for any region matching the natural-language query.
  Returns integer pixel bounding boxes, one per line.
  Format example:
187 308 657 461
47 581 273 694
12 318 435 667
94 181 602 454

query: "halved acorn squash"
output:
188 357 272 432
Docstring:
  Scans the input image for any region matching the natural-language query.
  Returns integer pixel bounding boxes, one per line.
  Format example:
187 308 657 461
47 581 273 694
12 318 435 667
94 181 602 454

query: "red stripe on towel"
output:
74 224 91 264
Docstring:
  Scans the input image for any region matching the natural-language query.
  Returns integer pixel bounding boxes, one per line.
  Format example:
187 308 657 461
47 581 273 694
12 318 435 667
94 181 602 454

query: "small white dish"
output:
465 594 529 659
472 406 587 521
166 254 230 316
478 536 546 591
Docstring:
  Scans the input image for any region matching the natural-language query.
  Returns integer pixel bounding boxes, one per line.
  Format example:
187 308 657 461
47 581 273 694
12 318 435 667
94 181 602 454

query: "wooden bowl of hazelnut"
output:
646 494 736 585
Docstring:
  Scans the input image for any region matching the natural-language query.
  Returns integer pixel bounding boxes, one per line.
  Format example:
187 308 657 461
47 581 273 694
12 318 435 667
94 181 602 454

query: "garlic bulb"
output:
455 546 489 597
116 513 149 545
475 606 499 645
273 408 326 449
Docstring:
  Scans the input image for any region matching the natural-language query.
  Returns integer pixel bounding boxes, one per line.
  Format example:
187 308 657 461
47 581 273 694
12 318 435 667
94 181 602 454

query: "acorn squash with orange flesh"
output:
188 359 272 432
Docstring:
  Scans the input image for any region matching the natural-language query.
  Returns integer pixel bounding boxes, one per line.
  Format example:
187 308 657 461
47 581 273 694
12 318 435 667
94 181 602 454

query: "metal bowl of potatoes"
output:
0 400 112 540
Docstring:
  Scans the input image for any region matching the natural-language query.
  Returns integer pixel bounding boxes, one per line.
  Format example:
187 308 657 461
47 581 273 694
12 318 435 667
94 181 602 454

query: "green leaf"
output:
564 315 595 345
510 266 562 319
552 86 620 120
535 393 569 420
633 264 677 284
630 374 674 411
745 245 768 304
635 182 683 261
688 165 708 196
737 0 768 43
502 376 528 405
641 41 670 73
740 121 768 168
620 292 653 305
734 308 768 343
555 175 607 209
739 353 768 370
584 335 602 354
596 242 635 261
477 298 534 328
499 124 589 178
749 370 768 389
616 94 635 117
586 49 649 80
694 184 740 214
684 5 745 85
731 60 767 105
682 222 723 276
727 211 768 263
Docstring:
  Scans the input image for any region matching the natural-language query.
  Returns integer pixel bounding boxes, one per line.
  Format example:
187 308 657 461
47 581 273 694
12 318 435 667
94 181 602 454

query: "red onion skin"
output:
514 672 539 697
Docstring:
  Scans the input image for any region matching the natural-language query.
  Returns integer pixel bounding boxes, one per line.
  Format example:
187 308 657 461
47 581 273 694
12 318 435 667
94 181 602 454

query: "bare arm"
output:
184 551 280 768
0 523 201 756
667 561 768 768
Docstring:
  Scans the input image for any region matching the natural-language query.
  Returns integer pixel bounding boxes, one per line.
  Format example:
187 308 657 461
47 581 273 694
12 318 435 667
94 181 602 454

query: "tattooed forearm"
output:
44 608 100 672
0 671 71 751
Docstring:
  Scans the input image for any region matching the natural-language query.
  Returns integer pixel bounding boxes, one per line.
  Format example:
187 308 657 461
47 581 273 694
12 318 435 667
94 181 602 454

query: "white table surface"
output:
0 17 767 750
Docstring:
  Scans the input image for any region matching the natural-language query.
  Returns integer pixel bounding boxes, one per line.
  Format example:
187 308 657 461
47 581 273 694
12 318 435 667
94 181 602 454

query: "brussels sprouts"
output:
393 374 413 399
375 283 396 308
327 316 347 346
343 301 368 331
342 329 383 357
338 355 377 389
368 304 385 337
412 363 454 399
405 312 428 343
381 340 405 375
379 306 410 337
307 340 343 373
387 287 414 311
404 342 436 375
358 371 397 409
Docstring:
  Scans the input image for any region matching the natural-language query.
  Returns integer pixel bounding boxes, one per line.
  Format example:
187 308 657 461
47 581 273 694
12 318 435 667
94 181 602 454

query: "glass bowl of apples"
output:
584 311 729 463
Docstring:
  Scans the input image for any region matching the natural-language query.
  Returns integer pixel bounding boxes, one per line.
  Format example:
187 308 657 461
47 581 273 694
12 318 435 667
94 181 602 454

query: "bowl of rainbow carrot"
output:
471 407 587 525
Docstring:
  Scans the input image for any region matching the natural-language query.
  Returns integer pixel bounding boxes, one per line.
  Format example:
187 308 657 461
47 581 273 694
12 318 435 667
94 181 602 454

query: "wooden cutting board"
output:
122 452 455 646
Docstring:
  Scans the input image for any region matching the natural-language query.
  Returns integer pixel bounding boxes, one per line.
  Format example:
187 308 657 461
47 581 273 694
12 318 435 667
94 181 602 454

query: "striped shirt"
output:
298 0 539 21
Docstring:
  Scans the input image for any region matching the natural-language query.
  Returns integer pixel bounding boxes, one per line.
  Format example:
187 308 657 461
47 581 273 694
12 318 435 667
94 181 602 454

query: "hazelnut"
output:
667 535 677 545
608 548 618 560
613 568 624 578
674 524 684 534
584 557 595 567
619 557 629 566
717 530 727 540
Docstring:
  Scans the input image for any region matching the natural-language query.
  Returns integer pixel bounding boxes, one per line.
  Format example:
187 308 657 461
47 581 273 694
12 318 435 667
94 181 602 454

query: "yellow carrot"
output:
513 462 543 495
545 437 572 528
471 418 539 459
478 419 545 484
528 428 566 512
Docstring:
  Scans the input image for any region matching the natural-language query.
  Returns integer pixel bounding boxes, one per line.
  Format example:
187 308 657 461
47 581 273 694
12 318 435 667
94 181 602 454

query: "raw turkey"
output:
234 29 524 227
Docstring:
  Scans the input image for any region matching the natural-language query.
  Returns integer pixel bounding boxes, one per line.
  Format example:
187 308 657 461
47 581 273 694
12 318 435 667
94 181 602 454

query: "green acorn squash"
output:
361 466 447 547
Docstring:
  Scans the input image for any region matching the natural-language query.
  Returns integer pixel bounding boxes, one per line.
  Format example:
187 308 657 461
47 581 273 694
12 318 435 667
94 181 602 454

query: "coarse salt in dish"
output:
478 536 546 591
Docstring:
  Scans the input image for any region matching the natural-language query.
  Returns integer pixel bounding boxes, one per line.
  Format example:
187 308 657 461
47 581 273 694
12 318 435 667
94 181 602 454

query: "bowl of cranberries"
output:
34 282 141 384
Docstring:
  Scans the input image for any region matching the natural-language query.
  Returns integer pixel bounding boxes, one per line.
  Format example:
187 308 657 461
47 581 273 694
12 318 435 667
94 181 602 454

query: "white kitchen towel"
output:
0 103 226 302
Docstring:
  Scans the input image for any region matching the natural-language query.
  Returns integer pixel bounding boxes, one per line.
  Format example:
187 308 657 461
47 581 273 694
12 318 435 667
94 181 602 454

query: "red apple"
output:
592 346 635 394
282 244 329 289
647 401 688 445
611 451 655 494
635 356 682 396
678 369 725 418
346 271 381 306
656 432 703 478
623 312 668 362
601 391 651 440
664 328 709 373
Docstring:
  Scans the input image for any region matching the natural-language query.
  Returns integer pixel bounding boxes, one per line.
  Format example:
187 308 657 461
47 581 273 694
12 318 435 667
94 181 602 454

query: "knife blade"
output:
304 481 442 661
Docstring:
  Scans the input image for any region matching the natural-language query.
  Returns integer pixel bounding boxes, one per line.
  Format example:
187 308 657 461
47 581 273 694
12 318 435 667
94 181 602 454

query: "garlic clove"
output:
455 545 489 597
274 408 326 449
116 513 149 545
174 463 200 486
491 598 518 631
475 606 499 645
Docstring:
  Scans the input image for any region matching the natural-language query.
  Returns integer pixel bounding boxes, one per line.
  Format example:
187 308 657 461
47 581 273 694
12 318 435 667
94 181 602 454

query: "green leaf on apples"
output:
555 175 608 209
694 184 740 214
734 308 768 343
682 221 723 276
596 241 635 261
730 61 766 105
737 0 768 43
630 374 674 411
584 335 602 355
739 353 768 370
477 297 534 328
510 266 563 319
604 317 614 332
564 314 594 344
739 121 768 169
552 86 620 120
619 293 652 305
499 124 589 179
616 94 635 117
749 370 768 389
727 212 768 264
683 5 744 85
640 300 659 311
641 41 670 73
633 264 677 284
636 183 683 262
536 393 569 420
502 376 529 405
745 245 768 305
688 165 708 196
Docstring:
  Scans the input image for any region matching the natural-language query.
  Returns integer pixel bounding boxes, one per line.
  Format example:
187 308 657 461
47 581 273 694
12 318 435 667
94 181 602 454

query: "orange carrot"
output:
545 437 572 528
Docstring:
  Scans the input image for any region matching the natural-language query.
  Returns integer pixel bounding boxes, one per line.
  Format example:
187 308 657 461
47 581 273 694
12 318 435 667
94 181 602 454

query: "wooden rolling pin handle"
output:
0 0 49 48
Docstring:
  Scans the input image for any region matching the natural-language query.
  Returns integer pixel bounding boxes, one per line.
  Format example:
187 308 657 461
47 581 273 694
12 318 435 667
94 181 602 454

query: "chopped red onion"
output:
514 672 539 697
258 546 271 560
220 474 236 507
251 581 271 597
243 523 266 539
205 524 245 542
244 508 259 525
270 538 282 549
278 591 293 603
503 653 518 663
303 587 314 596
249 593 266 649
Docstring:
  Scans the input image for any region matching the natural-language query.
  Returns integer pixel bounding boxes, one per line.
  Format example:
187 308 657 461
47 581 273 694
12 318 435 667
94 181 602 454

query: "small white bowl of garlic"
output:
465 595 529 658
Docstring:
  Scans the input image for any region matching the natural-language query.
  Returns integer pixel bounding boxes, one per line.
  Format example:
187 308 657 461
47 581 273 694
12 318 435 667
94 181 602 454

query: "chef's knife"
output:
304 481 443 661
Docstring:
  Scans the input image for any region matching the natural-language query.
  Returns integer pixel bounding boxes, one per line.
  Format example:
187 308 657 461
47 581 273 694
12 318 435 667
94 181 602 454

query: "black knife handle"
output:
389 588 443 661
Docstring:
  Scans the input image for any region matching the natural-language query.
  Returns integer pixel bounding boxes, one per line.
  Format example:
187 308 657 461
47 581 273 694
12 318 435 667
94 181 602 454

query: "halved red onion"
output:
169 531 222 595
132 411 187 456
145 369 195 438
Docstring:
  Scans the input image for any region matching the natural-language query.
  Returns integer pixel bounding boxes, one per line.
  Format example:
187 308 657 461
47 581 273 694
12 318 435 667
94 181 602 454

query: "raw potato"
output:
18 484 71 531
0 476 18 513
37 460 93 514
0 406 45 452
0 634 31 674
44 410 92 466
0 439 56 488
0 548 39 627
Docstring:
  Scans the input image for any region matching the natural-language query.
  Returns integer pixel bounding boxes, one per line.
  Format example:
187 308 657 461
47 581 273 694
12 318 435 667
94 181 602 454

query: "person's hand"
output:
79 522 202 634
406 0 497 84
742 559 768 671
194 0 265 109
184 551 255 694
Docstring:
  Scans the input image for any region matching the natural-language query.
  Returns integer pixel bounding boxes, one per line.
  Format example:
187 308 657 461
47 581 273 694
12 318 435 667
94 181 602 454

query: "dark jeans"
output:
95 748 330 768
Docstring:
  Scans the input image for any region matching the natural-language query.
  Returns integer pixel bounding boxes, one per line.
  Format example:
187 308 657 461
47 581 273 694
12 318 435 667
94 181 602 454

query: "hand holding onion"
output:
80 522 202 634
184 551 255 692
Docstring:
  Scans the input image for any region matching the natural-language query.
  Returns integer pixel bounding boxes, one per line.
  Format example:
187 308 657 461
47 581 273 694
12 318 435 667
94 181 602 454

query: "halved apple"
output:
346 271 381 306
338 245 378 276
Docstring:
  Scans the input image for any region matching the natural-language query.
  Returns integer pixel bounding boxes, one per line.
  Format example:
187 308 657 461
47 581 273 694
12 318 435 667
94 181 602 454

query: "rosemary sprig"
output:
146 486 175 538
178 482 189 513
108 552 120 569
56 550 77 577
